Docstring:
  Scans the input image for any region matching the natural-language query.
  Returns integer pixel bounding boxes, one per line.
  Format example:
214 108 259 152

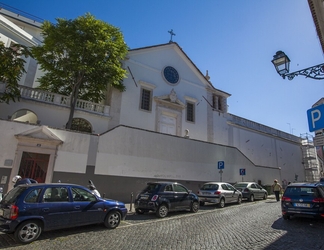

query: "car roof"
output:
16 183 86 188
234 182 255 184
147 181 181 185
202 182 230 185
287 182 321 187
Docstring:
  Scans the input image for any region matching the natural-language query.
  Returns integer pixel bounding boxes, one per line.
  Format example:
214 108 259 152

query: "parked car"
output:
197 182 242 208
134 181 199 218
234 182 268 201
0 183 127 244
281 182 324 220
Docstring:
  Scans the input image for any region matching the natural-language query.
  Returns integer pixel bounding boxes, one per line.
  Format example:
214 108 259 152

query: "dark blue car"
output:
281 182 324 220
0 183 127 244
135 181 199 218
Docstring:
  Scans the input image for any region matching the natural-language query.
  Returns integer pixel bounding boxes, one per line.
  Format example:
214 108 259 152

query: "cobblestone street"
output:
1 199 324 250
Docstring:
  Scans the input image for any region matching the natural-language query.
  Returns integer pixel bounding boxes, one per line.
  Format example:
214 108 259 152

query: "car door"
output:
249 183 259 199
70 187 105 226
253 183 264 199
225 184 238 203
39 186 73 230
161 184 177 210
173 184 191 209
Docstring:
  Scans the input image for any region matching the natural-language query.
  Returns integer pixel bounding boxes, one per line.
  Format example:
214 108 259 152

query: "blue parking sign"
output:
307 104 324 132
240 169 246 175
218 161 224 169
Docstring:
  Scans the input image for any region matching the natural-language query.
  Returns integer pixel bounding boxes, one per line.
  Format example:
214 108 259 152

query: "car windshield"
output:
1 186 27 204
201 184 218 190
234 184 248 188
142 183 161 193
285 187 319 197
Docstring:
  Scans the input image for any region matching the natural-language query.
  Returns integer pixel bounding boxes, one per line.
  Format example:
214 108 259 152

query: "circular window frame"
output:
162 66 180 85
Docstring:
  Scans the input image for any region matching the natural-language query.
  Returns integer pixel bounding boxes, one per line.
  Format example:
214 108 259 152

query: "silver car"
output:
234 182 268 202
197 182 242 208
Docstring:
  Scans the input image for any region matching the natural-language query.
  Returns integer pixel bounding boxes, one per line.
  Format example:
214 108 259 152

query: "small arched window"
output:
11 109 38 124
71 118 92 133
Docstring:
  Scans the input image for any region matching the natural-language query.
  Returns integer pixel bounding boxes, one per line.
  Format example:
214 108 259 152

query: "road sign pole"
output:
219 170 223 182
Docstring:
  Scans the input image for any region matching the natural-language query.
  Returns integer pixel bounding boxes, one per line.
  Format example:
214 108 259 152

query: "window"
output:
164 185 173 192
71 118 92 133
213 94 225 112
186 102 195 122
72 187 97 202
140 88 152 111
24 188 42 203
174 184 188 193
43 187 69 202
226 184 235 191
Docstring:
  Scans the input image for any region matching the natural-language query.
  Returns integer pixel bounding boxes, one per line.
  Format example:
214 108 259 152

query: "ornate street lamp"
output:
272 50 324 80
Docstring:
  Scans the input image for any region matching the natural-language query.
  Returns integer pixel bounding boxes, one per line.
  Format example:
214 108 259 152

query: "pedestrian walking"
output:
272 179 282 202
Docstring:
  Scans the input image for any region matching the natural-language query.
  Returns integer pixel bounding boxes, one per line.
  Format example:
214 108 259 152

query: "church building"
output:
0 6 319 201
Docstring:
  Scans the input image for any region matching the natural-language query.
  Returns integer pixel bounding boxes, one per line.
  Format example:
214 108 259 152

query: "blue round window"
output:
163 66 179 84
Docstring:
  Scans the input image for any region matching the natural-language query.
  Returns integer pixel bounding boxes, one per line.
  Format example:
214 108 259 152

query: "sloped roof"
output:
308 0 324 54
129 42 231 97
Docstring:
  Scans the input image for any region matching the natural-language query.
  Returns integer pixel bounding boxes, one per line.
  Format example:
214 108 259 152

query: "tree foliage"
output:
0 42 31 104
32 13 128 129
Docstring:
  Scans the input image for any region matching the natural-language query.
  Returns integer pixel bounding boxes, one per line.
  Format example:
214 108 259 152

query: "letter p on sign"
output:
307 104 324 132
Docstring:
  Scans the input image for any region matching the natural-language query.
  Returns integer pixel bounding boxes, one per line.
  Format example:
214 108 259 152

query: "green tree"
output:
32 13 128 129
0 42 31 104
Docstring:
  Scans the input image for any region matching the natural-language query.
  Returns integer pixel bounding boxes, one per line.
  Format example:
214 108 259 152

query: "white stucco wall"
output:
95 126 284 185
230 126 304 183
44 128 90 173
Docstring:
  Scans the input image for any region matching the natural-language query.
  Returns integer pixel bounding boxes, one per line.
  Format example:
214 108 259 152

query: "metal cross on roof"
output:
168 29 176 43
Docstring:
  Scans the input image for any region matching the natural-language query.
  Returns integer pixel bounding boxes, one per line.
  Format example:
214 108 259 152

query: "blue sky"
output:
1 0 323 136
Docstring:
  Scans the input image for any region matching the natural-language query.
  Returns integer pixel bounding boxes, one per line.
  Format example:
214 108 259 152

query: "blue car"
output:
281 182 324 220
0 183 127 244
135 181 199 218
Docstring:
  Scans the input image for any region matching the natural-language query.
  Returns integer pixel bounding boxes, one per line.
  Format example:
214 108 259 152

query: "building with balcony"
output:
0 5 317 201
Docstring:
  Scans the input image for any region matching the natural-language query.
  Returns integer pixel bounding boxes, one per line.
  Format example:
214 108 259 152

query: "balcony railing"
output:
0 84 110 116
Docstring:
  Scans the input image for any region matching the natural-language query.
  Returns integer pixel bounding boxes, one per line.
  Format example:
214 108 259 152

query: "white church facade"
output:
0 7 319 201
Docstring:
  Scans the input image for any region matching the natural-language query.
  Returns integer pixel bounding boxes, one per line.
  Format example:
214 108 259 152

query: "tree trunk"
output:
66 79 81 129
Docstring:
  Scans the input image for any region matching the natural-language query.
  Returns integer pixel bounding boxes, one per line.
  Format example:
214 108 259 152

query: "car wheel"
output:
283 215 290 220
135 208 145 214
218 198 225 208
14 220 42 244
104 210 121 229
200 201 205 206
237 196 242 204
190 201 199 213
263 193 267 200
249 194 254 202
156 204 168 218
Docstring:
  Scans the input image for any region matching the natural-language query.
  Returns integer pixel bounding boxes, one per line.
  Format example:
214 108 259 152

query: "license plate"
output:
202 192 210 195
140 196 148 200
294 203 310 208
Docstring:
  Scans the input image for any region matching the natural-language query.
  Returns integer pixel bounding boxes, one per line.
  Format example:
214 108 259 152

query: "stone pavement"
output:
2 197 324 249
